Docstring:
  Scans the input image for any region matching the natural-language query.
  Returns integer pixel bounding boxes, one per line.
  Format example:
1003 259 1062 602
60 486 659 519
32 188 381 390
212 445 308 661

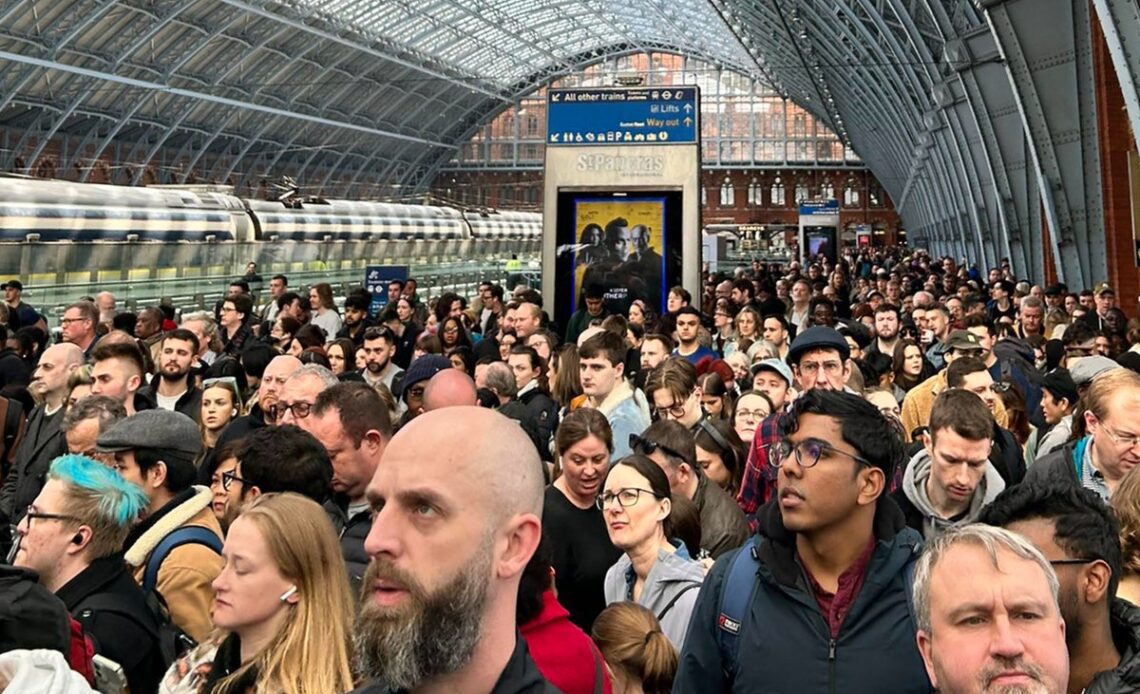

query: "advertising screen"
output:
554 190 683 329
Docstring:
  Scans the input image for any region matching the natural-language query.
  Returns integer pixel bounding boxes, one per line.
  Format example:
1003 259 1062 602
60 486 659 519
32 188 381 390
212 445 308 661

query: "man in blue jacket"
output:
674 389 933 693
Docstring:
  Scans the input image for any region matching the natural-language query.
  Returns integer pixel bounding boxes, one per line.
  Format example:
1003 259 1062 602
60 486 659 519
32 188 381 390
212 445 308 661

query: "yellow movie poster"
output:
569 197 666 314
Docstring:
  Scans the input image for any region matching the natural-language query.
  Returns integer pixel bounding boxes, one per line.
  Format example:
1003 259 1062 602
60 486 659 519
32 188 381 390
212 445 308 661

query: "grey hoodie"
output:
603 545 705 650
902 447 1006 539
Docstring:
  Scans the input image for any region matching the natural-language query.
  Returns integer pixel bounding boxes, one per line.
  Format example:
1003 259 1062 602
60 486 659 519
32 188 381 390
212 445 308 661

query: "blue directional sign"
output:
364 265 408 317
546 87 699 146
798 199 840 217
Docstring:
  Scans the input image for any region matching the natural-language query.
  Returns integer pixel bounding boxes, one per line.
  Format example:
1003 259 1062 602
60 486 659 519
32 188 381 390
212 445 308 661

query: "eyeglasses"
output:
595 487 662 510
1049 558 1095 566
651 397 690 420
1096 421 1140 448
220 306 236 313
766 439 872 469
735 408 769 421
59 317 87 325
797 361 843 376
269 401 312 420
629 433 689 465
221 470 251 491
23 506 79 525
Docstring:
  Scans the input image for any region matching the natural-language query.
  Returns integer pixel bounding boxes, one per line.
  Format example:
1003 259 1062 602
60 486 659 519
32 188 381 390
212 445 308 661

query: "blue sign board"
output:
798 200 840 217
546 87 699 146
364 265 408 317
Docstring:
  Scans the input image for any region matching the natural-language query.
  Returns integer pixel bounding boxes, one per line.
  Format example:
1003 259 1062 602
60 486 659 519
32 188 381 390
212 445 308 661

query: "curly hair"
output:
1114 466 1140 575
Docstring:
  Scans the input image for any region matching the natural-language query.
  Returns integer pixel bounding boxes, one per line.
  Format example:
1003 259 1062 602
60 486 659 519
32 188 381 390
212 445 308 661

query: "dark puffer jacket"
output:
673 498 932 693
325 496 371 594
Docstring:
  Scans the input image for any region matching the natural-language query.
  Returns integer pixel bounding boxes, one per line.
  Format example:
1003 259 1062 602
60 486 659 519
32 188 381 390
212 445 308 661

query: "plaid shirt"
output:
736 411 789 532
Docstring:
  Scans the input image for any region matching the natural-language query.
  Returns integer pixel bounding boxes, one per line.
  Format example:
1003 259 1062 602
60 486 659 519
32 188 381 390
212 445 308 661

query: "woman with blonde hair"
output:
160 493 355 694
592 602 678 694
1114 465 1140 604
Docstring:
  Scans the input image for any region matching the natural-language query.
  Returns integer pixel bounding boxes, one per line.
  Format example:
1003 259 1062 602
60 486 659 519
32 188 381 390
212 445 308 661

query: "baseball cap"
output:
945 330 985 352
750 358 793 387
1094 282 1114 296
96 409 202 459
785 326 850 366
1043 283 1067 297
1040 369 1078 406
1069 356 1118 386
397 355 451 400
1 280 23 291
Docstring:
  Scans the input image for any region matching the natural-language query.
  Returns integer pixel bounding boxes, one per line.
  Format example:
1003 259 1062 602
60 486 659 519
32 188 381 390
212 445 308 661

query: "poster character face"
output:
632 225 651 255
604 217 635 261
579 224 603 247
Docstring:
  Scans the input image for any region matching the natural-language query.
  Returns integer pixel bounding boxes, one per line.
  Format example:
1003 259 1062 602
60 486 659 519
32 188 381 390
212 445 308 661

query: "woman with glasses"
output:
160 493 355 694
600 455 704 649
437 315 471 355
208 441 242 528
543 409 622 632
733 391 772 446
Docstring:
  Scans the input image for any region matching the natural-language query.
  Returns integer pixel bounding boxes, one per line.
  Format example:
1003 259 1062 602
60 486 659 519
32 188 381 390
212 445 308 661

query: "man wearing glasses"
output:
645 357 704 431
59 300 100 357
675 389 932 693
1027 368 1140 501
736 326 855 530
96 409 223 644
963 314 1042 428
274 364 338 432
12 455 165 694
981 483 1140 693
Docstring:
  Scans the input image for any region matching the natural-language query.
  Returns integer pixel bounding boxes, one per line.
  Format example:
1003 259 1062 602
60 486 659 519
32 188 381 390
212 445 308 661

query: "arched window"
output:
844 185 860 207
748 178 761 205
770 178 786 206
820 182 834 199
720 179 735 207
794 183 809 203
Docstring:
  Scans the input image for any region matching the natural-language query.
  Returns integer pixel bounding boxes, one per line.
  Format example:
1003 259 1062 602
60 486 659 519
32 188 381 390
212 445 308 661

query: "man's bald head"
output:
382 406 543 518
47 342 85 368
422 369 478 412
259 354 302 419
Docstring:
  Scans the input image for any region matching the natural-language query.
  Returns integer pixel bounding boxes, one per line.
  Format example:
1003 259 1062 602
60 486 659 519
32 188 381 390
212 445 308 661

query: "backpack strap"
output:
655 582 702 622
143 526 223 593
715 537 760 681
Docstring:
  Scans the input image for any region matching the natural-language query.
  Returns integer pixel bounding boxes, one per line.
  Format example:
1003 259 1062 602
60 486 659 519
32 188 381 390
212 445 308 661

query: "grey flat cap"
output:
96 409 202 459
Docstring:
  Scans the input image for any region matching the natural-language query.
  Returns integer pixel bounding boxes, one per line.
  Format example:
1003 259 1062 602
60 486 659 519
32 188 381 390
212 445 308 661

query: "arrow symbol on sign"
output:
550 134 560 142
683 117 693 126
684 103 693 112
552 93 561 102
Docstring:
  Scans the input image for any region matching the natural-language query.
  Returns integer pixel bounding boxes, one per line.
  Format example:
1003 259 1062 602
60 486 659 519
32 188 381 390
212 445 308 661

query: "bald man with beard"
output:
351 407 556 693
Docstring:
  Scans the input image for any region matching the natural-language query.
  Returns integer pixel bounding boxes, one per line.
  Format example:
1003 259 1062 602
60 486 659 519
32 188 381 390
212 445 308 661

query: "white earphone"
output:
279 585 298 603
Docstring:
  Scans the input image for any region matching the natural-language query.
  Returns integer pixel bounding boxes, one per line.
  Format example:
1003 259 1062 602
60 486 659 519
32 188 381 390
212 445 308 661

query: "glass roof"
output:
295 0 757 85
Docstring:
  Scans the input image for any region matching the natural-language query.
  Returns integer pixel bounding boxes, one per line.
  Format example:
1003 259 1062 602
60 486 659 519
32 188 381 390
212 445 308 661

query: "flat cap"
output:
1070 356 1118 386
96 409 202 459
786 326 849 366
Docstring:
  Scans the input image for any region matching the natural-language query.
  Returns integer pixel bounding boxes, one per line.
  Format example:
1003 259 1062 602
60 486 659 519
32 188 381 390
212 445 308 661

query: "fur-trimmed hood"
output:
124 486 213 567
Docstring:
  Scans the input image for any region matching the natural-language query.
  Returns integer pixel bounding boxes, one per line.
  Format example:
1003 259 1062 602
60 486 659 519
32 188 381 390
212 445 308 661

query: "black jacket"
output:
325 496 371 593
61 554 166 694
517 386 557 461
1086 599 1140 693
347 630 559 694
674 499 932 693
0 348 31 391
1024 439 1083 489
136 375 202 424
0 404 66 547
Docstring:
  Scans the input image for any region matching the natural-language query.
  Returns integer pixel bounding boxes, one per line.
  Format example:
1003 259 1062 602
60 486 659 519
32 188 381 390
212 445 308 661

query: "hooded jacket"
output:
892 448 1006 539
324 495 371 594
603 542 705 650
1086 599 1140 693
123 486 224 644
673 499 932 694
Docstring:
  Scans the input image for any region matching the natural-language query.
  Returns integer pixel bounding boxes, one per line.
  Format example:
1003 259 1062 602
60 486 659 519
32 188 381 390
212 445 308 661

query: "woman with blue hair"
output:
12 454 166 694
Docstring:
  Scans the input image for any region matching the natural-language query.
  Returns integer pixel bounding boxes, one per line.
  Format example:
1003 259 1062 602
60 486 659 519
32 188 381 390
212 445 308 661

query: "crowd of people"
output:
0 247 1139 693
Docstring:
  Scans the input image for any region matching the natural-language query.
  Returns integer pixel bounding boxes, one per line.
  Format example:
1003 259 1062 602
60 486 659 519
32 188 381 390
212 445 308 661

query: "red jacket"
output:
520 590 611 694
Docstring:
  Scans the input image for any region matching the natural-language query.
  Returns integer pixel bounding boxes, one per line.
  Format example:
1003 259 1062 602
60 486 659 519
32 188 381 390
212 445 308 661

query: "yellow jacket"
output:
900 372 1009 442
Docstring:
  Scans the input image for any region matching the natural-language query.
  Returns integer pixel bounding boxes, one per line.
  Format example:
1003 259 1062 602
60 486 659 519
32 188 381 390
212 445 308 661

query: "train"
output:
0 177 542 242
0 177 543 307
